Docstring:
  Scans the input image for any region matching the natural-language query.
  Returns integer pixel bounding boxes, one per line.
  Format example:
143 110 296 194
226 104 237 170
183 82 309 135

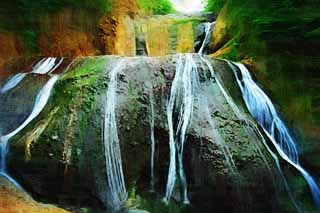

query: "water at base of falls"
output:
230 61 320 208
103 59 127 210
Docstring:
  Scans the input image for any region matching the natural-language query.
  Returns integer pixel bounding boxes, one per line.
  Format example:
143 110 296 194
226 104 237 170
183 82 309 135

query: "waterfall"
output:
148 89 156 191
198 22 216 55
231 62 320 207
103 59 127 210
200 57 303 209
0 75 59 187
1 75 59 142
164 54 200 204
0 58 63 94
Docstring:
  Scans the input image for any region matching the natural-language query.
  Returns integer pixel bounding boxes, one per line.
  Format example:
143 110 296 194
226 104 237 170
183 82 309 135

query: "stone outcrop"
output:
1 55 282 212
0 176 69 213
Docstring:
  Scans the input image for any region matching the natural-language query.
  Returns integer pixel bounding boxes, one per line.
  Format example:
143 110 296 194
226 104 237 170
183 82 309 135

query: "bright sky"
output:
169 0 206 13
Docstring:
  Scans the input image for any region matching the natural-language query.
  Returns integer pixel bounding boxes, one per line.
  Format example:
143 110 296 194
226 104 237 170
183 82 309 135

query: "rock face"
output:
99 14 207 56
0 32 24 68
1 55 286 212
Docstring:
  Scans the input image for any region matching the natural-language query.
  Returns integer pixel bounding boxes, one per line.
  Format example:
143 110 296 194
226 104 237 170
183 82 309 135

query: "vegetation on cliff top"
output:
137 0 174 15
206 0 319 60
205 0 226 13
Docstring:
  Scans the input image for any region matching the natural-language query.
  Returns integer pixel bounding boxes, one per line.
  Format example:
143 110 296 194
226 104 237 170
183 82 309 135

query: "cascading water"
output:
212 60 302 211
0 73 28 94
0 75 59 187
198 22 215 55
230 62 320 208
164 54 200 204
0 57 63 94
31 57 63 75
103 59 127 210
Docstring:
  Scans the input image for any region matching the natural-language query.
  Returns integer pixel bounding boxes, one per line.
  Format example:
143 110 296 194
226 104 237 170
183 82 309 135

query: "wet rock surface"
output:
0 55 284 212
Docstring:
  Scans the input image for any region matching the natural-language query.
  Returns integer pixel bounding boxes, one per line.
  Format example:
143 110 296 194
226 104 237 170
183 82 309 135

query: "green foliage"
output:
15 0 112 15
21 30 38 53
137 0 174 15
0 0 112 31
205 0 226 13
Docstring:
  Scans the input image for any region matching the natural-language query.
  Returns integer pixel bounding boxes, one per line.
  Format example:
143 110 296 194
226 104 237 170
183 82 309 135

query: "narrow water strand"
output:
203 104 238 174
103 59 127 210
252 121 301 212
164 54 199 204
164 56 181 203
0 142 8 173
198 22 216 55
200 57 245 121
231 62 320 208
48 58 64 74
149 89 156 191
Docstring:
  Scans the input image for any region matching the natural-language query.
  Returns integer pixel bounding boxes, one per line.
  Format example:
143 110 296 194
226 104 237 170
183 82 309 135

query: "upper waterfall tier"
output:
100 14 214 56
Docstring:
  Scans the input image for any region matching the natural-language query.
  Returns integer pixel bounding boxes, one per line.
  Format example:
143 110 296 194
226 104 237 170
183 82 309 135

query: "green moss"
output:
125 82 144 125
139 195 191 213
125 184 191 213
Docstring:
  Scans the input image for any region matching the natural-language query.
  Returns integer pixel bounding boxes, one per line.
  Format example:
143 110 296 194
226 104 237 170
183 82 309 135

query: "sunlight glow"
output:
170 0 206 13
